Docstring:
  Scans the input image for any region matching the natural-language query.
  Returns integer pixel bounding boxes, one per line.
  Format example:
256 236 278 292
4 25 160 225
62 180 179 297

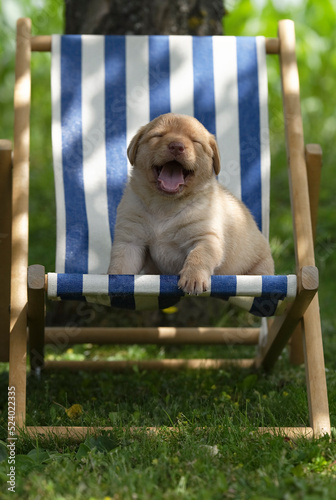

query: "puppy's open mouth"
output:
154 161 193 194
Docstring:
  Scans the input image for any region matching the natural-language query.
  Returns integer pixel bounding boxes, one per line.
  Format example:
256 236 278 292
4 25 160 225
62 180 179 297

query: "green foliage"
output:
1 2 336 499
0 0 64 269
226 0 336 328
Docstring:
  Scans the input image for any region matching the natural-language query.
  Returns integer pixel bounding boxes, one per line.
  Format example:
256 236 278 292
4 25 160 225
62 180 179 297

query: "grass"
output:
1 426 336 500
1 340 336 499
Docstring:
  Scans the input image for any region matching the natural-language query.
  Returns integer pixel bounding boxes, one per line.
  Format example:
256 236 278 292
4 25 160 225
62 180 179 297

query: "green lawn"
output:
1 348 336 499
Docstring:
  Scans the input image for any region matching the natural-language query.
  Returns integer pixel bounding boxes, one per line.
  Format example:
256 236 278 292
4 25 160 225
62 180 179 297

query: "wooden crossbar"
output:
30 35 280 54
43 326 260 345
43 359 255 371
23 425 313 441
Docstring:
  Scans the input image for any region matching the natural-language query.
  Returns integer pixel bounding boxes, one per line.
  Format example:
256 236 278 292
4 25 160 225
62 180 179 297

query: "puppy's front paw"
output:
178 268 211 295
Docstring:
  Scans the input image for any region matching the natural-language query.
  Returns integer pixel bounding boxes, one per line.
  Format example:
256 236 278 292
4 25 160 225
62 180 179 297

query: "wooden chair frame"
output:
2 18 330 440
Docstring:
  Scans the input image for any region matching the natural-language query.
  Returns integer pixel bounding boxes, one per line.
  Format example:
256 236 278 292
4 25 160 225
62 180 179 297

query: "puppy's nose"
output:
168 141 185 156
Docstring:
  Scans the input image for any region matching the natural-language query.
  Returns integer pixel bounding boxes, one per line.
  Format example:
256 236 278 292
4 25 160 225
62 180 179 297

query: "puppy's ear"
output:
127 126 146 165
210 135 221 175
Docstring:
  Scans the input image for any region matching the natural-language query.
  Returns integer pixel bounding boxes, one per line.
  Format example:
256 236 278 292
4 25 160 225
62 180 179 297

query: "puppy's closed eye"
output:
149 133 164 140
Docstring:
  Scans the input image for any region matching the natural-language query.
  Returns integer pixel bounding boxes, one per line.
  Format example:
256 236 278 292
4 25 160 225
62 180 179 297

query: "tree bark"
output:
65 0 224 35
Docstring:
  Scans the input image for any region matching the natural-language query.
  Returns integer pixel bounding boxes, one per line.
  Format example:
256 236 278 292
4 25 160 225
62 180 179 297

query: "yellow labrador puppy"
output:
108 113 274 294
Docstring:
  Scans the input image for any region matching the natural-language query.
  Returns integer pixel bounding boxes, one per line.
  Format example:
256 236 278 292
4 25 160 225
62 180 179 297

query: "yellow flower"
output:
162 306 178 314
65 404 83 419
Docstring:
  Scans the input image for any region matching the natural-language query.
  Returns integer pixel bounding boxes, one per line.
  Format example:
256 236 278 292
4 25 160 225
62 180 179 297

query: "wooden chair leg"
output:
289 323 304 365
0 140 12 362
289 144 323 365
302 293 330 437
9 309 28 429
9 18 32 428
301 146 329 436
28 265 46 374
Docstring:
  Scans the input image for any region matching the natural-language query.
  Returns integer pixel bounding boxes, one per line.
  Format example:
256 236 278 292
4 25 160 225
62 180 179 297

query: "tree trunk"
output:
65 0 224 35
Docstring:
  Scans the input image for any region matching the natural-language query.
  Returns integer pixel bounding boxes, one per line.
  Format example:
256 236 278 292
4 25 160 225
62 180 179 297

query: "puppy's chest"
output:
146 213 194 271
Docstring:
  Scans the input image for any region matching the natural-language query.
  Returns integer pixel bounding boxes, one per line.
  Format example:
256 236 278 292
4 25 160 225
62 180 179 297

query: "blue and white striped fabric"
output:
51 34 270 274
47 274 297 317
49 34 295 316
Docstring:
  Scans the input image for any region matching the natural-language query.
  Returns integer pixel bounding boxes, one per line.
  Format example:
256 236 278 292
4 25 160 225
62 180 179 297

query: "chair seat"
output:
47 273 297 316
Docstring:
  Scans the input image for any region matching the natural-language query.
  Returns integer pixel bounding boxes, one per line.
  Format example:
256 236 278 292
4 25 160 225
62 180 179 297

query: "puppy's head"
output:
127 113 220 198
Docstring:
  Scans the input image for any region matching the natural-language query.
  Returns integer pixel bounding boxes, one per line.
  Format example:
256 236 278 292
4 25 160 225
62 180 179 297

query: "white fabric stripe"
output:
236 275 263 296
126 36 150 175
213 36 241 199
134 275 161 310
83 274 111 306
83 274 109 294
287 275 297 298
256 36 271 239
47 272 58 298
51 35 66 273
81 37 111 273
169 36 194 116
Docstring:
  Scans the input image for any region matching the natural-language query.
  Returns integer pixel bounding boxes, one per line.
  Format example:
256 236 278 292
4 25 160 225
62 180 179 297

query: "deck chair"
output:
5 17 330 439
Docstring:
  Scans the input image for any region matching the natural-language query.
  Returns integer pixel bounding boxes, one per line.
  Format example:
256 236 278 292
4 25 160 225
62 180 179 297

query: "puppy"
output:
108 113 274 294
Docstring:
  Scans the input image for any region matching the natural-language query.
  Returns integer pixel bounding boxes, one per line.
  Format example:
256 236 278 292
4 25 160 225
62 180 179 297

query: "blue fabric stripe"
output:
149 36 171 120
192 37 216 136
160 275 184 295
262 275 288 299
108 274 136 309
159 275 184 309
60 36 89 273
105 36 128 242
250 276 287 316
236 37 262 231
210 275 237 299
250 297 278 317
57 273 85 301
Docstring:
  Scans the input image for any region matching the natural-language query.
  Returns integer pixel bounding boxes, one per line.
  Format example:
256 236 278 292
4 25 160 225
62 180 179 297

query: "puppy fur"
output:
108 113 274 294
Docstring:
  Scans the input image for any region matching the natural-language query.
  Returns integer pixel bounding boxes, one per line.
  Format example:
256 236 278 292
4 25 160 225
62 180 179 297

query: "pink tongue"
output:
158 162 184 192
